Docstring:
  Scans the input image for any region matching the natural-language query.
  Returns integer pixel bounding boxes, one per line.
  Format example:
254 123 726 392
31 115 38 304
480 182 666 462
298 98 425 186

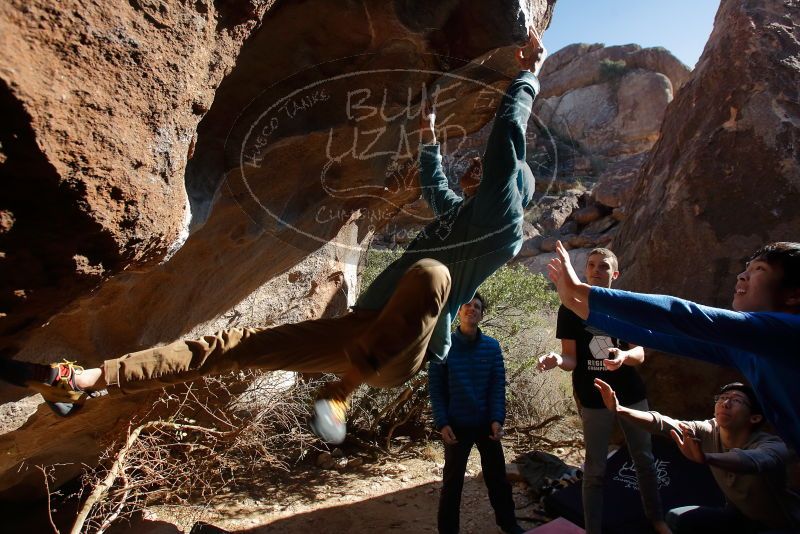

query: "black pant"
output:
438 425 517 534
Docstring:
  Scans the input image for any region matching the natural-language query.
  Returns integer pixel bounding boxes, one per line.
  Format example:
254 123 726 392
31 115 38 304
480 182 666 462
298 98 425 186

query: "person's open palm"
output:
547 241 583 307
671 423 706 464
593 378 619 412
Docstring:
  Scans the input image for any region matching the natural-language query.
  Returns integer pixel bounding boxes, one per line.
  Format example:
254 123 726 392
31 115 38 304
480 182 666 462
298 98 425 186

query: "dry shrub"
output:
71 371 323 533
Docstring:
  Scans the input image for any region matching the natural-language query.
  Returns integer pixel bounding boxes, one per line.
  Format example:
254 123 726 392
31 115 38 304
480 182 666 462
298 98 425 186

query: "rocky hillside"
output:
516 43 690 273
613 0 800 417
516 0 798 419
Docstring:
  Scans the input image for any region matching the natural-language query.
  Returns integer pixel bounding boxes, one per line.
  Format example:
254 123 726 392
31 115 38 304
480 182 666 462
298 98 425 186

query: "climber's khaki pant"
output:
104 259 451 393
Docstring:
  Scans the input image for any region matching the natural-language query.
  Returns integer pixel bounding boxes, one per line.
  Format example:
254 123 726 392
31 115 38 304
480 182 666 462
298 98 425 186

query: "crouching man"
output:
594 378 800 533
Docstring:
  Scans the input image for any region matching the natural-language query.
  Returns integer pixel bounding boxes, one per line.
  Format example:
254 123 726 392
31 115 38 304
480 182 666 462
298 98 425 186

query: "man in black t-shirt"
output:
538 248 667 534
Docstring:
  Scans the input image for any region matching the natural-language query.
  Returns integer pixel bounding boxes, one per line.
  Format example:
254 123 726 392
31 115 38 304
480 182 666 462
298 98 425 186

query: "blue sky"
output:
543 0 720 68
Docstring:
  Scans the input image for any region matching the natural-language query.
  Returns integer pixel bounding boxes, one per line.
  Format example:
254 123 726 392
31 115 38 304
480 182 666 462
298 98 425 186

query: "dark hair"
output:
472 291 488 314
588 247 619 272
719 382 765 428
748 242 800 289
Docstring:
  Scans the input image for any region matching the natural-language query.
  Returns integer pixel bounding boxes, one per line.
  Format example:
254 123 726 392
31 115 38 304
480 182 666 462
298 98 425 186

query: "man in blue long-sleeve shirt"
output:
547 239 800 451
4 34 547 445
429 294 523 534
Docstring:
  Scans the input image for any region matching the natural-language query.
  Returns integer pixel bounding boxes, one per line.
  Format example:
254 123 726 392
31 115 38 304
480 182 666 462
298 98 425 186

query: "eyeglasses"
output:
713 394 750 408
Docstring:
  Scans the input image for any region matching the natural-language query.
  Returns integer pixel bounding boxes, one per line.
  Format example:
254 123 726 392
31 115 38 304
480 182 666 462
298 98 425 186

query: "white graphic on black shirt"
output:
587 335 615 371
613 459 671 490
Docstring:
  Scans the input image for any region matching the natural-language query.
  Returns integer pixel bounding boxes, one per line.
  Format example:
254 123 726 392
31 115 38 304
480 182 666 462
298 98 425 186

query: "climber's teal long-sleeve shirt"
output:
356 71 539 363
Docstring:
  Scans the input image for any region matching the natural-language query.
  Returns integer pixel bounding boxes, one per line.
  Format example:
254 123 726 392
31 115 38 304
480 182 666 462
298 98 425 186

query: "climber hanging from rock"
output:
0 30 548 444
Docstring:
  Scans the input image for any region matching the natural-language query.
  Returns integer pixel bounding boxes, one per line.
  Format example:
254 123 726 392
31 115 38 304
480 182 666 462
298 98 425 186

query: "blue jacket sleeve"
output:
488 342 506 426
472 71 539 222
428 360 449 430
419 144 462 217
588 312 734 367
588 287 800 366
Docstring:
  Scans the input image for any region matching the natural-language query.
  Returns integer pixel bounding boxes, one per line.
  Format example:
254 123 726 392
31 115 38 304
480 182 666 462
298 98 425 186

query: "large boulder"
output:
0 221 362 500
613 0 800 418
534 45 686 161
0 0 555 354
522 43 691 255
372 47 691 286
592 153 649 209
0 0 558 498
538 43 691 101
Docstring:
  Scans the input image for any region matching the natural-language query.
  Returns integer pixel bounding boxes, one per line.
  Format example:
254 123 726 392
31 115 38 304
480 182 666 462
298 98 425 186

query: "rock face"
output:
613 0 800 418
493 43 690 275
0 222 362 500
0 0 555 353
0 0 267 351
532 43 690 196
0 0 556 498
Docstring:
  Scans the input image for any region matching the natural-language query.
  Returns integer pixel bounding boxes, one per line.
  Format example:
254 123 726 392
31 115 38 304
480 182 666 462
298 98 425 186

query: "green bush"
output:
354 248 572 443
359 246 403 293
599 58 629 82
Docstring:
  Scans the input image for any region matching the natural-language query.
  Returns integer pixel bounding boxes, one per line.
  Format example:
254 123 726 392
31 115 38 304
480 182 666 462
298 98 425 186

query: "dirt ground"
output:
112 430 584 534
0 418 583 534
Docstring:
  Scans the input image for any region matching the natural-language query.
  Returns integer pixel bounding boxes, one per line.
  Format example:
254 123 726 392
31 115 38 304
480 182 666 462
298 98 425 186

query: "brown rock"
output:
540 70 672 158
611 206 626 221
522 221 541 240
568 234 602 249
539 43 690 100
611 70 672 152
529 44 687 198
347 457 364 469
559 220 579 236
614 0 800 419
539 193 581 232
560 234 577 249
517 236 544 258
582 215 616 235
596 229 616 246
0 0 557 499
573 205 604 226
334 458 349 471
505 463 526 483
0 0 555 352
539 236 559 253
592 153 649 208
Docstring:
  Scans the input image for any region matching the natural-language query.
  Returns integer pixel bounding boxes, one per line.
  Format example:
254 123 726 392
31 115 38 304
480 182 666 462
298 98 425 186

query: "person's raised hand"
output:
593 378 619 412
515 28 548 75
547 240 590 318
440 425 458 445
670 423 706 464
419 97 437 145
537 351 562 372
